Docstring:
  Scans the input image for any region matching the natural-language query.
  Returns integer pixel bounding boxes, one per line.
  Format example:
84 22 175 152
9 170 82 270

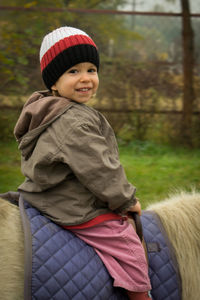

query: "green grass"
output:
0 140 24 192
1 139 200 209
119 140 200 207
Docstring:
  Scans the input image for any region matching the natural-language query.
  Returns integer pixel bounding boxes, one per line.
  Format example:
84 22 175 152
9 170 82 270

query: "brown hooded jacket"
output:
14 90 136 226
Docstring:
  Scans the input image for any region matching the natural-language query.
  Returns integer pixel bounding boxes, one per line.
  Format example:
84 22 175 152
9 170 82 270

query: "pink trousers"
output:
70 219 151 292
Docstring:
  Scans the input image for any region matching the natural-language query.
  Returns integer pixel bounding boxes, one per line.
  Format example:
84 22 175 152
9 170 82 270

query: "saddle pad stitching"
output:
22 200 128 300
20 198 181 300
141 211 181 300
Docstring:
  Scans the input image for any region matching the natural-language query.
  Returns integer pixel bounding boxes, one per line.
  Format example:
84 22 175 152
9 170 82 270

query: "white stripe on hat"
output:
39 26 89 61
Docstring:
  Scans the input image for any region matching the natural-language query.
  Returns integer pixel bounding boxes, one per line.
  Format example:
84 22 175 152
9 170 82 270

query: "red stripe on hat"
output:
40 34 97 71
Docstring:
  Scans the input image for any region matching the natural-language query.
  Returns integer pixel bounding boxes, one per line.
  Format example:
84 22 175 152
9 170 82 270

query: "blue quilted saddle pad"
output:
19 196 181 300
141 212 181 300
19 198 128 300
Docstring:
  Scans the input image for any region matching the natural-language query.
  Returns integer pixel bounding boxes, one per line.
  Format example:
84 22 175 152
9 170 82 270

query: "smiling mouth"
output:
76 88 91 92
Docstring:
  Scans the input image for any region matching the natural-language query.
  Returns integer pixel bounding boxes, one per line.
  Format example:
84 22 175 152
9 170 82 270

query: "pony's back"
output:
147 191 200 300
0 197 24 300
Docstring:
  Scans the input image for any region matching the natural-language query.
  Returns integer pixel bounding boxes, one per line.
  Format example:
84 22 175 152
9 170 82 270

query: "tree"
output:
0 0 129 95
180 0 195 146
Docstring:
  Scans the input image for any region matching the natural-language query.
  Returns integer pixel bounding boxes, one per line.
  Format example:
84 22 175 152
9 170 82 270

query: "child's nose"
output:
80 72 90 82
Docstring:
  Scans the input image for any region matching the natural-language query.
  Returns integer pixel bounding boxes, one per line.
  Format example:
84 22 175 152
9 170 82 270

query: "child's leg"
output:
127 291 152 300
70 219 151 293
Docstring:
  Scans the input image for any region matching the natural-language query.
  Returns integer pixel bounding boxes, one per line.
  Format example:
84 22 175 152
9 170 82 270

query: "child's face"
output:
51 62 99 103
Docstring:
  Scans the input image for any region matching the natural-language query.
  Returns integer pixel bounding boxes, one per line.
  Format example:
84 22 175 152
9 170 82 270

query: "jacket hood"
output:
14 90 72 159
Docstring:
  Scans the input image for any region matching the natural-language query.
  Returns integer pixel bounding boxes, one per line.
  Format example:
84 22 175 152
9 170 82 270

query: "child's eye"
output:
88 68 97 73
68 69 78 74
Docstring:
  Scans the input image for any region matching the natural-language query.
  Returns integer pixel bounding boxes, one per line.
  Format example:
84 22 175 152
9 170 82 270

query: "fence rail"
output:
0 5 200 17
95 108 200 114
1 105 200 115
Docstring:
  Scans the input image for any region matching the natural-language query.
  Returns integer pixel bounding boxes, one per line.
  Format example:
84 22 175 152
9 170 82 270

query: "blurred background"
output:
0 0 200 203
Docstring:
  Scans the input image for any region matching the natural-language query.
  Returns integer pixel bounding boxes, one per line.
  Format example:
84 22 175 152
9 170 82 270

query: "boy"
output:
14 26 151 299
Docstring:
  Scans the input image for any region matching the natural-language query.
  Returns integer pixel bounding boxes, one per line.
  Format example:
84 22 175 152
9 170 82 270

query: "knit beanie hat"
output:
40 26 99 90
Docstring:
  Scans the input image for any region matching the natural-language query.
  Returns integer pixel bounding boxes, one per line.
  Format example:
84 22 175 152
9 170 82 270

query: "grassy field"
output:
119 141 200 207
0 140 24 192
0 139 200 208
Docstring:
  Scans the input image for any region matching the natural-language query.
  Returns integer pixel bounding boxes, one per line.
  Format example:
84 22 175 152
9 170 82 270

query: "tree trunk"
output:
180 0 195 146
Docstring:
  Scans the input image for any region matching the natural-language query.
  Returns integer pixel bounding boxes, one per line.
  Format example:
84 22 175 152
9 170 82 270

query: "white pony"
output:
0 190 200 300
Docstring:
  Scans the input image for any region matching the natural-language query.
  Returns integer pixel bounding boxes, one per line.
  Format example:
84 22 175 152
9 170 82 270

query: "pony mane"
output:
147 190 200 300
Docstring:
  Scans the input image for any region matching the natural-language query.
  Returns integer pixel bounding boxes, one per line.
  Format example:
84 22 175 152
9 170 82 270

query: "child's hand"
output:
127 199 142 216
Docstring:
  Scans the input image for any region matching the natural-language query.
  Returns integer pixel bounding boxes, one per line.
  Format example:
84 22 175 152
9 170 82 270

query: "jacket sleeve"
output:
59 120 137 213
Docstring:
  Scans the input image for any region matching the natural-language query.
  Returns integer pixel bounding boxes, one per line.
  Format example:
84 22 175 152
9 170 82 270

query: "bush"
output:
0 108 21 141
